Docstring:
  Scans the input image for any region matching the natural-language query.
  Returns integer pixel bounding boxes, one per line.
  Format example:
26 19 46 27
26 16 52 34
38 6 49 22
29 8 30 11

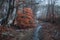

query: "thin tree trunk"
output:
2 0 14 26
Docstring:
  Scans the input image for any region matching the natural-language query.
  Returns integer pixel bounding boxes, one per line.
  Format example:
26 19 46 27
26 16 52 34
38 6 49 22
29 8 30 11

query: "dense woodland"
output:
0 0 60 40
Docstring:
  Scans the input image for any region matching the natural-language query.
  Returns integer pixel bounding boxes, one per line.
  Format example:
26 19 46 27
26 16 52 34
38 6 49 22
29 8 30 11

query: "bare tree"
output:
0 0 16 26
46 0 57 23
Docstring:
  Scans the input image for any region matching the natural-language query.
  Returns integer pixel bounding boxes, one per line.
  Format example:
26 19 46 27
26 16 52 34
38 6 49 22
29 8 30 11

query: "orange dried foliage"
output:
15 8 36 29
0 26 7 33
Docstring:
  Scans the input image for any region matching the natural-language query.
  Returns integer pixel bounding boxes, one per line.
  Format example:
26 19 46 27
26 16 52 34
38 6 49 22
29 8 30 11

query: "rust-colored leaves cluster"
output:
0 26 9 34
0 26 13 40
15 8 36 29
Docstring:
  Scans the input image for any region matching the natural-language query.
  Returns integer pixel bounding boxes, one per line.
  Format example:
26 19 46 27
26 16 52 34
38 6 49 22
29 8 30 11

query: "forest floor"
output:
38 21 60 40
0 21 60 40
0 27 34 40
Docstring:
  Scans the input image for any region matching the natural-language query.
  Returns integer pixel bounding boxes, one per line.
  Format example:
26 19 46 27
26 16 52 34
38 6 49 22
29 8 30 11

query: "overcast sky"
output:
36 0 60 18
36 0 60 6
